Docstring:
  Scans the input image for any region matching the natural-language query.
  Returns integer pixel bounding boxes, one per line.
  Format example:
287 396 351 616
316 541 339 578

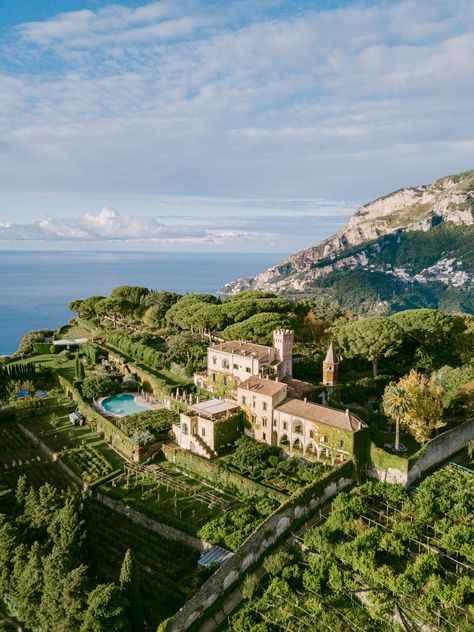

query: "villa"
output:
194 329 294 395
173 330 366 464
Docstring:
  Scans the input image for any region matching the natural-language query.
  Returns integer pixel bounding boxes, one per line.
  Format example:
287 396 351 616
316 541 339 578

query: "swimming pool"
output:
101 393 151 416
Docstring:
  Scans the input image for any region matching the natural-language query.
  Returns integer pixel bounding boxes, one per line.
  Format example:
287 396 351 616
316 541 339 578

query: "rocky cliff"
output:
221 169 474 314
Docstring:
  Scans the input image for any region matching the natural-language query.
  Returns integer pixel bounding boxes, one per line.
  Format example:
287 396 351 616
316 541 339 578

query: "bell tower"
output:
322 342 339 386
273 329 294 378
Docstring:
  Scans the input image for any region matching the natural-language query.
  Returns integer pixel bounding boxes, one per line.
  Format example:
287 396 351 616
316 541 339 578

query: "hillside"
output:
221 169 474 314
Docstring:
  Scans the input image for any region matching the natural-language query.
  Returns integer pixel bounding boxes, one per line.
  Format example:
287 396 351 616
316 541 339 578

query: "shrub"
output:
81 374 121 401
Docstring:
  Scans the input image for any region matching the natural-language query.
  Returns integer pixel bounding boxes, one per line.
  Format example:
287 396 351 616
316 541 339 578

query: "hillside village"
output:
1 286 473 631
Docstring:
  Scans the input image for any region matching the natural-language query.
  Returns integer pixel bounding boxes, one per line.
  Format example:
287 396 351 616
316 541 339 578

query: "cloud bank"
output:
0 0 473 248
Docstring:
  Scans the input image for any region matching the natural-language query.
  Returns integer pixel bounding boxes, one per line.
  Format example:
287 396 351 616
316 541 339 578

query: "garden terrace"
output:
297 468 474 631
21 393 125 485
100 459 240 536
86 500 203 630
0 419 72 491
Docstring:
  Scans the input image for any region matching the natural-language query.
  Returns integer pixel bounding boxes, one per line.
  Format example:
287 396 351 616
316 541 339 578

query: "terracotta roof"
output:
324 342 338 364
282 377 317 396
238 376 287 397
275 398 364 431
209 340 273 360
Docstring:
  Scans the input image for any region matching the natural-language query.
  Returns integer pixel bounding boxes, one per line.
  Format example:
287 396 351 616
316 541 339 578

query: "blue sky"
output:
0 0 473 252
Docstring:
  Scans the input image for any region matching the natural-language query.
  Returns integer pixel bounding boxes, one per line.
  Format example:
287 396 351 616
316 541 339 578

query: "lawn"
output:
102 460 238 536
56 323 92 340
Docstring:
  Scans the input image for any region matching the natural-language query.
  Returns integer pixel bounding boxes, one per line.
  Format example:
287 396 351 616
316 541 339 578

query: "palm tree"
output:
382 384 410 451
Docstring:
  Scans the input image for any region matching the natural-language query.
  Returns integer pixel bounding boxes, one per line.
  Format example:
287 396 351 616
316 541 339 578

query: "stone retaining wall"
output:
170 472 354 632
368 420 474 486
17 422 209 553
95 493 209 553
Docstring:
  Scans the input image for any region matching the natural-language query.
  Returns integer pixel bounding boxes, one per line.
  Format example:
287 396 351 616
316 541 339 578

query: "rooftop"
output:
209 340 272 360
275 398 364 431
188 398 240 419
238 376 287 397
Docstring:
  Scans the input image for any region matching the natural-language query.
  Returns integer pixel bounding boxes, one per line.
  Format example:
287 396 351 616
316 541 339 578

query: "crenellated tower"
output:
273 329 294 378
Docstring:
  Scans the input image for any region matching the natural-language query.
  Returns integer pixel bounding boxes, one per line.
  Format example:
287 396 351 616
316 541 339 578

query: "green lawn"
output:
56 323 92 340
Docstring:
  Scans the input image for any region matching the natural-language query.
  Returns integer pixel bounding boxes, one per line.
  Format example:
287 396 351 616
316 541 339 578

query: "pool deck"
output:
95 392 163 418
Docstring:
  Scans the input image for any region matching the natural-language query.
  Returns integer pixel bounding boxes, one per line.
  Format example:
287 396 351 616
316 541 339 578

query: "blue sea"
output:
0 250 284 355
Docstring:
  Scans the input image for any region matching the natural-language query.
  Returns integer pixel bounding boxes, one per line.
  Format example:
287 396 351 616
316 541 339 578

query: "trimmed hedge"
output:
33 342 53 355
162 446 286 502
58 375 136 460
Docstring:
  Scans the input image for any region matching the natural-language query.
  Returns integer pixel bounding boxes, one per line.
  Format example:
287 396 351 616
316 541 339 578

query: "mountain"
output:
221 169 474 314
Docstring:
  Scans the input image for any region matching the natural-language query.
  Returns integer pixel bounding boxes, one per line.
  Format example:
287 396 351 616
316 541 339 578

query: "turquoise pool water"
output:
101 393 150 416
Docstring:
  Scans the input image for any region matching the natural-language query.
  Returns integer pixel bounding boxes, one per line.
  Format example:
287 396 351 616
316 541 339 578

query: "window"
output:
339 439 345 449
263 432 266 441
251 414 257 424
222 359 230 369
223 376 227 386
294 424 302 434
245 367 251 373
321 435 328 443
182 423 188 435
241 396 247 405
309 430 315 439
262 401 267 411
201 428 206 437
283 421 287 430
233 363 239 369
211 373 216 383
212 356 217 365
262 417 267 427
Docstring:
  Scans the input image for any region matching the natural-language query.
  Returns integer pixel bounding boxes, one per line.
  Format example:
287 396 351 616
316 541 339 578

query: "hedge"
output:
0 407 15 422
33 342 53 355
369 443 409 474
58 375 136 460
162 446 286 503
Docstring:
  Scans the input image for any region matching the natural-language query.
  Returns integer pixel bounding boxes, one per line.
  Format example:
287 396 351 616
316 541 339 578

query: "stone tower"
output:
273 329 294 378
322 342 339 386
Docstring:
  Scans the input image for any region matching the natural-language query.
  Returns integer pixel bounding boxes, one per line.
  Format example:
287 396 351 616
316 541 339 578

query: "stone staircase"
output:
192 433 216 459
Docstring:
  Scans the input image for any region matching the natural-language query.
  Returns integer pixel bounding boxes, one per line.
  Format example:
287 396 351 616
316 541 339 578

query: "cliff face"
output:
221 170 474 311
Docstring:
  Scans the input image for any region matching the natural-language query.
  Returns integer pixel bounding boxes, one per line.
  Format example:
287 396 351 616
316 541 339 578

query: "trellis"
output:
124 462 234 511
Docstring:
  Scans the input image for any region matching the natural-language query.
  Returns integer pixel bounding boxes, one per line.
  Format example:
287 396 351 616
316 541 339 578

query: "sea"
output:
0 250 285 356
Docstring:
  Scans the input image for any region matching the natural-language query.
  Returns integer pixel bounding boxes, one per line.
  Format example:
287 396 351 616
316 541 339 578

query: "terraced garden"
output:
0 420 71 491
86 501 204 629
226 464 474 631
102 460 239 535
22 394 125 485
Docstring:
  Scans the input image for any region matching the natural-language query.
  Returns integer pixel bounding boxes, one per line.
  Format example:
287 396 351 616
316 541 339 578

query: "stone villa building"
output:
173 330 365 463
193 329 294 395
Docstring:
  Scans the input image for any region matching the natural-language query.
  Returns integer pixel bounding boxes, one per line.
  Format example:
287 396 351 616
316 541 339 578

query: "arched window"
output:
294 422 302 434
222 359 230 369
309 430 315 439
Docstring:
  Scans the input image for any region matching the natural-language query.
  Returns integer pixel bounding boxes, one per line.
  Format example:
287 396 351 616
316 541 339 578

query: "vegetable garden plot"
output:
0 421 71 490
103 462 240 535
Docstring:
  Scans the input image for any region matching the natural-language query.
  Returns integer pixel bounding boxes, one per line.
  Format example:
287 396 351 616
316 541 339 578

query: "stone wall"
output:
18 423 210 553
170 468 354 632
18 423 88 490
407 420 474 485
95 493 210 553
367 420 474 486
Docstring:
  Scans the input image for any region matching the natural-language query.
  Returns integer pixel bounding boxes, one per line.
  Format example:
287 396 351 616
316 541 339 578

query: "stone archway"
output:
292 437 303 453
279 434 289 447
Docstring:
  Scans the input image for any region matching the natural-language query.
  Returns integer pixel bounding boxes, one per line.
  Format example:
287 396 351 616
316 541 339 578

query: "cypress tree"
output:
80 582 127 632
119 549 143 631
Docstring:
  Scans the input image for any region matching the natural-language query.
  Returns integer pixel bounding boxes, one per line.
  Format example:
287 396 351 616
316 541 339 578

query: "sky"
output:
0 0 473 252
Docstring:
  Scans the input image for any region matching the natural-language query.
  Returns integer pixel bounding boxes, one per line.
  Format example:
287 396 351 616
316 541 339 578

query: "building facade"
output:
194 329 294 395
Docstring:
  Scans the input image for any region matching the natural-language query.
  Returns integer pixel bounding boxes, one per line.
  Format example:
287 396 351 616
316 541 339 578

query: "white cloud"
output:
0 0 473 235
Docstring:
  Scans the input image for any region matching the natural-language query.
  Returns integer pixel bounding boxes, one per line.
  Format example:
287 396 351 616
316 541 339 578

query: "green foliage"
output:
334 316 403 376
114 408 178 441
222 312 294 344
263 551 293 577
80 582 127 632
81 374 121 401
12 330 53 357
241 573 259 599
119 549 143 632
108 332 164 371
